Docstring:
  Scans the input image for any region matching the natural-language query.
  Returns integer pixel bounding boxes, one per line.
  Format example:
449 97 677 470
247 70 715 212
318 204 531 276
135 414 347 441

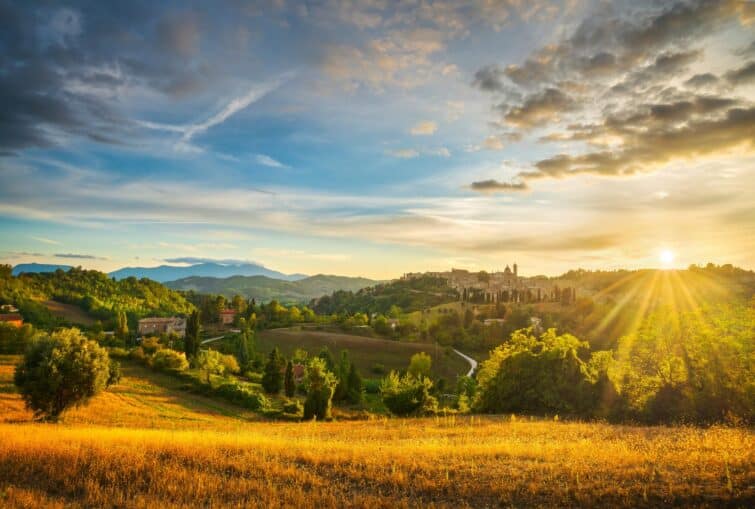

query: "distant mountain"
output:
12 263 72 276
108 262 306 283
165 274 377 303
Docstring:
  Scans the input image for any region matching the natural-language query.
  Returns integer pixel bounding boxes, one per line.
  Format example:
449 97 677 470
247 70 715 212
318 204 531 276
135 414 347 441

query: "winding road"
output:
452 348 478 377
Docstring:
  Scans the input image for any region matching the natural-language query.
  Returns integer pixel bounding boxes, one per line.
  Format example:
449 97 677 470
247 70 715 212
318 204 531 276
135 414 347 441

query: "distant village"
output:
403 265 577 305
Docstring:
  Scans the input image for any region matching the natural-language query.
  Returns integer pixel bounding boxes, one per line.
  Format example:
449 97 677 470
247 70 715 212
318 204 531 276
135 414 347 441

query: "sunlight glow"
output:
659 249 675 267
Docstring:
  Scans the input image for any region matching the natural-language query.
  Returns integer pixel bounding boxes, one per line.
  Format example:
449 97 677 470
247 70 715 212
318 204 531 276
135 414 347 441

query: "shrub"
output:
151 349 189 373
474 329 601 416
108 347 129 359
407 352 432 378
140 336 161 355
364 379 381 394
380 371 438 416
303 357 337 421
215 382 268 410
220 353 241 375
14 328 114 420
283 399 303 415
129 346 147 362
0 323 34 354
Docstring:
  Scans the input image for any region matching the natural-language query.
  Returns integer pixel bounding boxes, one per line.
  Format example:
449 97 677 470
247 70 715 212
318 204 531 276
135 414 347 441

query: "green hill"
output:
0 265 194 329
166 274 377 304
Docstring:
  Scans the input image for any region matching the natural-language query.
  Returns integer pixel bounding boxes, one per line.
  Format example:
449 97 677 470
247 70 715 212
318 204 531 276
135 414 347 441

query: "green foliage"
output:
0 323 34 354
317 346 335 372
214 382 268 410
151 349 190 373
261 347 285 394
474 328 602 415
284 360 296 398
380 371 438 416
333 350 351 401
196 349 227 384
407 352 432 378
13 328 114 420
346 362 363 404
0 267 194 328
185 310 201 360
303 357 338 420
615 304 754 424
311 276 459 316
283 399 303 416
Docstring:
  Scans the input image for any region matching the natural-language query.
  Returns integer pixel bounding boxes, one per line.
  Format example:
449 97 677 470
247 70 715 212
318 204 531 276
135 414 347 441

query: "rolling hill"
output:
109 262 307 283
11 263 72 276
166 274 377 303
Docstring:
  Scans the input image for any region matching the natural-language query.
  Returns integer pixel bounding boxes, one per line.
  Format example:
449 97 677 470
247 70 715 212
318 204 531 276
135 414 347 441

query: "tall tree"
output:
185 310 201 360
284 360 296 397
115 310 129 341
262 347 284 394
303 357 337 421
333 350 351 401
346 362 363 404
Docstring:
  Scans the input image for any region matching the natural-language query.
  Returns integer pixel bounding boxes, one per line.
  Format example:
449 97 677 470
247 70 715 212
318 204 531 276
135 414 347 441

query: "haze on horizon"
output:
0 0 753 280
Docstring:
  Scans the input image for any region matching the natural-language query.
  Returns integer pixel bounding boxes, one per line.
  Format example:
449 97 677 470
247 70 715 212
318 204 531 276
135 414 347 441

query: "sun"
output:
659 249 675 267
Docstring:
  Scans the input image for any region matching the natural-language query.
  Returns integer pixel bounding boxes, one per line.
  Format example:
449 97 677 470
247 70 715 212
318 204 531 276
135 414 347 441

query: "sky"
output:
0 0 753 279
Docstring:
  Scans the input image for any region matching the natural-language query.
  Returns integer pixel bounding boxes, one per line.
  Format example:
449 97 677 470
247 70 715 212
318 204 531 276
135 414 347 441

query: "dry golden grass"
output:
1 356 753 507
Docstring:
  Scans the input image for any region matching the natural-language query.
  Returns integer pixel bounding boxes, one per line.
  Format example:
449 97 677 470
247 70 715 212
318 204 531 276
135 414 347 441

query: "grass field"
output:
42 299 96 326
257 328 469 380
2 357 754 508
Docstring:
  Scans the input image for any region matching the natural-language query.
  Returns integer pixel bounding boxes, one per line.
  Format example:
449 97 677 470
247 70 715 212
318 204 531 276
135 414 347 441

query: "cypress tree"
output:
346 362 363 404
284 360 295 397
262 347 284 394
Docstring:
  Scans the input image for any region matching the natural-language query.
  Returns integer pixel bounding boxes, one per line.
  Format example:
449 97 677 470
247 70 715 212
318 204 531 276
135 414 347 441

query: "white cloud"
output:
427 147 451 157
388 148 420 159
410 120 438 136
255 154 289 168
30 236 61 245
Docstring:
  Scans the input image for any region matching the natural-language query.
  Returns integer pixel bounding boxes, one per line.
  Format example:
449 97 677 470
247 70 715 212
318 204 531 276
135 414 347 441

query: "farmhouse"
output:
0 313 23 328
137 317 186 338
219 309 236 326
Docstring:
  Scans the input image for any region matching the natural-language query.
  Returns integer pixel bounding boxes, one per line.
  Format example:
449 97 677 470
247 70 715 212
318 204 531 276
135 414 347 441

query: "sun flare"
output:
660 249 675 267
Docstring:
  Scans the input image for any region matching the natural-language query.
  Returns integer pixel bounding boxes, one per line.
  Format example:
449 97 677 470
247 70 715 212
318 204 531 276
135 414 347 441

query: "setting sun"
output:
660 249 675 267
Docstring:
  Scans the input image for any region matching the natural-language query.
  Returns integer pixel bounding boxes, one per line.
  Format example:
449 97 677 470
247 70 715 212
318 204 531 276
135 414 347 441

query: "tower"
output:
513 263 518 277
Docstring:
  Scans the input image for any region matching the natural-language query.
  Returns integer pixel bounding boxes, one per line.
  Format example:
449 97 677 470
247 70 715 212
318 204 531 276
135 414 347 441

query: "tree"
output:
333 350 351 401
115 310 129 341
303 357 338 420
14 328 115 420
185 310 201 360
408 352 432 379
474 328 601 415
262 347 285 394
317 346 335 372
380 371 437 416
235 328 252 370
346 362 363 404
284 360 296 397
196 349 226 384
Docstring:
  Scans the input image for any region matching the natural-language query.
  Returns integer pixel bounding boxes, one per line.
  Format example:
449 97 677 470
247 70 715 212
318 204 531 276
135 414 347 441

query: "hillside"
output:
109 262 307 283
167 274 376 303
11 263 72 276
0 353 751 508
256 328 468 380
311 275 459 315
0 267 193 329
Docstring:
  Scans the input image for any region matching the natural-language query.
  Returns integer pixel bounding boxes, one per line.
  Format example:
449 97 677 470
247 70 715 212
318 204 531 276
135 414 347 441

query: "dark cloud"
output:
685 72 719 89
473 65 506 92
162 257 250 265
501 88 575 128
54 253 103 260
725 61 755 86
469 179 528 192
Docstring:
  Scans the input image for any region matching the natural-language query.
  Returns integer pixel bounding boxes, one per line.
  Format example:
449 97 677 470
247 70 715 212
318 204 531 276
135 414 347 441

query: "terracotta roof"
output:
219 309 236 315
0 313 23 322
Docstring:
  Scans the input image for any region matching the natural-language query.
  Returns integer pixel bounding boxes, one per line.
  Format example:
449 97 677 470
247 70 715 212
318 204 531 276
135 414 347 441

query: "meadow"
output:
257 328 469 380
1 355 753 508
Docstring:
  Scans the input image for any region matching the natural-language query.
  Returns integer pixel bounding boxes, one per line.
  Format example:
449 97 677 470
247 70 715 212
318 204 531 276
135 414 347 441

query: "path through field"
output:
453 348 477 376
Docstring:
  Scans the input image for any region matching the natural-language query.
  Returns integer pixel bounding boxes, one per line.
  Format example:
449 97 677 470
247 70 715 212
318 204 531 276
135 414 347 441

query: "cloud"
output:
156 11 201 57
255 154 289 168
469 179 528 192
725 61 755 86
410 120 438 135
387 148 419 159
501 88 576 128
54 253 105 260
685 73 720 89
30 236 61 245
162 257 250 265
426 147 451 157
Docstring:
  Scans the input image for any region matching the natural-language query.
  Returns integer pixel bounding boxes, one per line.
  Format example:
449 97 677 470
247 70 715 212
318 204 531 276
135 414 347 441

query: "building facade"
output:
137 317 186 338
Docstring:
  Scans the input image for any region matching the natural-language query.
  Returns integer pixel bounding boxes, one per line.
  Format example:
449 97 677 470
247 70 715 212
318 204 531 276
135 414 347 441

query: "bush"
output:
303 357 337 421
474 329 600 416
0 323 34 354
364 379 381 394
129 346 147 362
140 336 161 355
283 399 303 415
108 347 129 359
215 382 268 410
220 353 240 375
380 371 438 416
151 349 189 373
14 328 114 420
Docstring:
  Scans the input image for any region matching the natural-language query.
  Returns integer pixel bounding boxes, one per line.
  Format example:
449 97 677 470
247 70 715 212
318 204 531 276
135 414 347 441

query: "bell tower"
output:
513 263 518 277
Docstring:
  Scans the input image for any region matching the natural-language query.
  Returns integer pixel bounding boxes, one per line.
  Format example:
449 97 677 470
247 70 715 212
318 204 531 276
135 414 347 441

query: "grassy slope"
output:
167 274 376 303
42 299 95 326
1 355 753 507
257 328 469 380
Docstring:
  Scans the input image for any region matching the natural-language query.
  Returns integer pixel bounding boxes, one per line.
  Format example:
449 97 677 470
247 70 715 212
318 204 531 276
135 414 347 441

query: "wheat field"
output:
1 356 753 508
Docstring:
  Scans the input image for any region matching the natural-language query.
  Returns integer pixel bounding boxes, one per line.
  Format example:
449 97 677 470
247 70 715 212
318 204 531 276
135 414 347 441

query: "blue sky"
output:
0 0 753 278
